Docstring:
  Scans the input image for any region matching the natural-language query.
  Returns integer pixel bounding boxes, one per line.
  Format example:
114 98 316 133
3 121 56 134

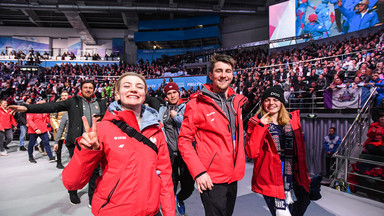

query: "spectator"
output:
323 127 341 177
64 72 175 216
14 97 32 151
0 100 17 156
178 54 247 216
338 0 379 33
363 113 384 156
246 86 311 216
159 83 194 215
26 98 55 163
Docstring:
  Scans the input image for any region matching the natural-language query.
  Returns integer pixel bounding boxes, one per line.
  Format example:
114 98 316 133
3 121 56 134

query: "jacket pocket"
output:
207 151 217 170
98 178 121 214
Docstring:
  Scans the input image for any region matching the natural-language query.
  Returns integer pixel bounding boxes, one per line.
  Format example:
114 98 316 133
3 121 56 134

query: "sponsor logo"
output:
207 112 215 116
211 118 215 122
150 137 157 144
114 136 127 140
270 92 280 97
118 144 125 148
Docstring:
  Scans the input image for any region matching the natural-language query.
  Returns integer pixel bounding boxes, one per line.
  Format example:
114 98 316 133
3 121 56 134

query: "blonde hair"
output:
257 103 290 126
115 72 147 94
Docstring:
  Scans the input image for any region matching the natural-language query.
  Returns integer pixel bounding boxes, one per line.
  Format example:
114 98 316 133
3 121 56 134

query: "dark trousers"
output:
28 132 53 158
366 144 384 156
171 154 195 201
0 128 13 151
325 153 335 178
200 181 237 216
66 140 99 204
263 185 310 216
56 139 64 163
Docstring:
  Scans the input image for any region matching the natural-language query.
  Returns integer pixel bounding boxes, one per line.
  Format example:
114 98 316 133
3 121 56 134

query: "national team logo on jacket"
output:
150 137 156 144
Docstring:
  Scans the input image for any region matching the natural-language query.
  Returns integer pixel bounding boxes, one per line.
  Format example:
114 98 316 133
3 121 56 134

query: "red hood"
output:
102 109 140 132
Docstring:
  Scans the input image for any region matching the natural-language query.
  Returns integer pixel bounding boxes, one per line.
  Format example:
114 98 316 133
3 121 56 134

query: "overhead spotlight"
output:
153 45 157 49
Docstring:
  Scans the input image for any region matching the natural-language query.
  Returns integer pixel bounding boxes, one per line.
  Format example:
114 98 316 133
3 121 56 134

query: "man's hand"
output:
54 144 59 151
170 110 177 118
7 105 27 115
195 173 213 193
79 116 100 150
259 112 271 125
35 129 42 134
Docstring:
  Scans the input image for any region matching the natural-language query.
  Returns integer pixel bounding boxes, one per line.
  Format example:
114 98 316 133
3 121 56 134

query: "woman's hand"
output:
259 112 271 125
79 117 100 150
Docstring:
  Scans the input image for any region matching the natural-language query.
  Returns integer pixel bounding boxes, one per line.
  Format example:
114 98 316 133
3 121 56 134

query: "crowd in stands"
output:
0 28 384 115
0 48 120 62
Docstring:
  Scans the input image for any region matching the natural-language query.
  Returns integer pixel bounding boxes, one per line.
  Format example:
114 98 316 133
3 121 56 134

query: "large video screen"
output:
270 0 382 48
269 0 296 48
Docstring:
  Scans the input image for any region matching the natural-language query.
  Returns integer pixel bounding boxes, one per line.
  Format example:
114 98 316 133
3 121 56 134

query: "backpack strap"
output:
111 119 158 154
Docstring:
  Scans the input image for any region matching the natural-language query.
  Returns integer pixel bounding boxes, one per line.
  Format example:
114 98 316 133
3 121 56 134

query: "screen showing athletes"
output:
297 0 382 39
270 0 383 48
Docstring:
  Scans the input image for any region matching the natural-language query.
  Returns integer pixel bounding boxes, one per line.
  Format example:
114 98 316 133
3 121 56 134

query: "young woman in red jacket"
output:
62 72 175 216
246 86 311 216
26 98 56 163
0 100 17 156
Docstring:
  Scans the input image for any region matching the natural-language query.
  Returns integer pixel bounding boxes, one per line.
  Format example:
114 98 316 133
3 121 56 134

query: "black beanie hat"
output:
261 85 285 104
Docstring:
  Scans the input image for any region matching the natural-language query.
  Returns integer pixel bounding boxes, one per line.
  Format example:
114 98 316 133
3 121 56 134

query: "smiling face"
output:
81 83 95 99
262 97 282 115
116 75 146 111
209 61 233 94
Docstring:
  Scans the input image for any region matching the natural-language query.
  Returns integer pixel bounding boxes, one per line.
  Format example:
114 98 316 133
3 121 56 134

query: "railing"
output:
286 89 325 113
330 87 384 196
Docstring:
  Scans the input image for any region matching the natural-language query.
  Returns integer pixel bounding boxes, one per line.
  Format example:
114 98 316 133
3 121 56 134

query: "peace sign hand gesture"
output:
79 116 100 150
259 112 271 125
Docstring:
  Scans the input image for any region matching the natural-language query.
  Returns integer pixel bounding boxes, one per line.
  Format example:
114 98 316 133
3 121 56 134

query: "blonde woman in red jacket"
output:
63 72 175 216
0 100 17 156
26 99 55 163
245 86 311 216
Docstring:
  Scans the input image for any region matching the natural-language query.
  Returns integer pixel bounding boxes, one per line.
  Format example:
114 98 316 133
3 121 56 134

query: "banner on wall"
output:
324 86 372 109
146 76 207 91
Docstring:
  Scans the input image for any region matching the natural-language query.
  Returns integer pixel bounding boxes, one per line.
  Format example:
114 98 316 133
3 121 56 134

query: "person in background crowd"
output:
323 127 341 178
50 91 69 169
0 100 17 156
8 80 107 206
15 97 32 151
159 82 194 216
363 112 384 156
246 86 311 216
178 54 247 216
54 112 68 169
338 0 379 33
26 98 55 163
64 72 175 216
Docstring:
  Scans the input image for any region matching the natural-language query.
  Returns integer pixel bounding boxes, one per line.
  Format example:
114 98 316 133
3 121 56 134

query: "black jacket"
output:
25 95 107 145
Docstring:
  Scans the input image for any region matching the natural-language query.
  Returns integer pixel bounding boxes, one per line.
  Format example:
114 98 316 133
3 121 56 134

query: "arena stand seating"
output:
0 28 383 115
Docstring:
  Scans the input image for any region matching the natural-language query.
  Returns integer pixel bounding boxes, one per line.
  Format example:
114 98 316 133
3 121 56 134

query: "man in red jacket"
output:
178 54 247 216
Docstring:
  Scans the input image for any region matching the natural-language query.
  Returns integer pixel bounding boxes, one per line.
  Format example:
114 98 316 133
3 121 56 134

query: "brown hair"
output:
115 72 147 94
209 54 236 73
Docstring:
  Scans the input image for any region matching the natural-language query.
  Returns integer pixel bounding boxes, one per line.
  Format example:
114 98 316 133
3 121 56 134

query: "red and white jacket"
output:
62 104 175 216
26 113 50 134
178 84 247 184
245 110 310 200
0 108 17 131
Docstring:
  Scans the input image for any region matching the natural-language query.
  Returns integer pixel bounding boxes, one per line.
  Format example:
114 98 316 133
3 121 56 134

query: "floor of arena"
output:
1 141 383 216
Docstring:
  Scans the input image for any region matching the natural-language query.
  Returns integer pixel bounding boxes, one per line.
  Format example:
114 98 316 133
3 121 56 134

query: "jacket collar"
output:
106 101 159 132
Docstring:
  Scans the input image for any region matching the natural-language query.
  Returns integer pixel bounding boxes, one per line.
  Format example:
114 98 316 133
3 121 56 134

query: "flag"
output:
324 86 371 109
